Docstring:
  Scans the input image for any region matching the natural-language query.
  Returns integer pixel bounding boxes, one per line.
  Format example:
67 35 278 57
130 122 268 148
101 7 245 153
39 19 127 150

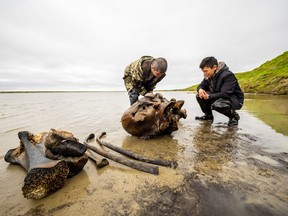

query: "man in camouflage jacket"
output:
123 56 167 105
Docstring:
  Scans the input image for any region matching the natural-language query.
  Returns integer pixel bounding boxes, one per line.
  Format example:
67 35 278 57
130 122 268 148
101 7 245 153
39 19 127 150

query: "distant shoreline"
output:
0 90 126 93
2 91 285 96
0 90 191 94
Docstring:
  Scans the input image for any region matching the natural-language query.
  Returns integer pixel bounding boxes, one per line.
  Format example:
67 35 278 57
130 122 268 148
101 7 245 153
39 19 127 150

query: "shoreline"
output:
1 90 287 96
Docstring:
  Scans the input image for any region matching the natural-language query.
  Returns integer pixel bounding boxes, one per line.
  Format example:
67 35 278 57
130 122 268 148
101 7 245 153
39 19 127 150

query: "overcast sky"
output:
0 0 287 91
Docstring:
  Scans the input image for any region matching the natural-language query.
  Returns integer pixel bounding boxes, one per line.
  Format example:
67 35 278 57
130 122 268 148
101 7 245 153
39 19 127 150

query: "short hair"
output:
199 56 218 69
151 57 167 73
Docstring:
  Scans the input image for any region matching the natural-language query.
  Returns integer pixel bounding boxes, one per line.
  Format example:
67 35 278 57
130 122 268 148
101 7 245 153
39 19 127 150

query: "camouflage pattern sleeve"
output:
144 73 166 93
123 56 154 94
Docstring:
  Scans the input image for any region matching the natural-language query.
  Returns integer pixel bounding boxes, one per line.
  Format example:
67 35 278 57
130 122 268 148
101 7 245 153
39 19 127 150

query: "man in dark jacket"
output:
195 56 244 126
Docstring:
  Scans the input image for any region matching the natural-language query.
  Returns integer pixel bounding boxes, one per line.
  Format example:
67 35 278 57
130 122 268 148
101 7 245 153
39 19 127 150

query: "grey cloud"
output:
0 0 287 91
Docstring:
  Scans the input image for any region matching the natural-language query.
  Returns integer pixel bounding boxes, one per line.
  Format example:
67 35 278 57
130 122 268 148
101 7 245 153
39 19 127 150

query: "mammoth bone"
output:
5 128 172 200
5 122 185 199
96 132 178 168
121 93 187 138
4 129 89 199
83 133 159 175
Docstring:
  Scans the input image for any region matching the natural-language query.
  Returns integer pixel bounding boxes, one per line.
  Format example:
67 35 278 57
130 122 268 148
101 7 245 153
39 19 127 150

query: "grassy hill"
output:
184 51 288 95
236 51 288 94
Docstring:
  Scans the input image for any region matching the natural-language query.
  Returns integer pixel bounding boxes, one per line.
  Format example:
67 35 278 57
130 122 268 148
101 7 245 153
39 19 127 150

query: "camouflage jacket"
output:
123 56 166 96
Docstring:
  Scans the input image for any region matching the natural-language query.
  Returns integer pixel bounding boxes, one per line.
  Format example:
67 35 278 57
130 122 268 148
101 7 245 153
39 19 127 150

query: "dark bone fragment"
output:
83 138 159 175
96 132 178 168
83 133 109 168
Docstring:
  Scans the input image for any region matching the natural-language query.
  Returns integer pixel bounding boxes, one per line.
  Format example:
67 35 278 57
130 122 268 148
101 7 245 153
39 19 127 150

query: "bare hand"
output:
198 89 209 100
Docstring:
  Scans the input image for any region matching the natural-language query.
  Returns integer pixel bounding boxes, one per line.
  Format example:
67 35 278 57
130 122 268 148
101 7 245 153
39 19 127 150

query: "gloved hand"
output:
129 89 139 105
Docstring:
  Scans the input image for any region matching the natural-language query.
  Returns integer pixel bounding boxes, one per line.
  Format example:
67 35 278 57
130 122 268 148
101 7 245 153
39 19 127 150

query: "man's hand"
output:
144 91 154 98
198 89 209 100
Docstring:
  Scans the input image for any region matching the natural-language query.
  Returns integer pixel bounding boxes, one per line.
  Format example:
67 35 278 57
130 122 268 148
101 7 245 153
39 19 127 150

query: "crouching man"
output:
195 56 244 126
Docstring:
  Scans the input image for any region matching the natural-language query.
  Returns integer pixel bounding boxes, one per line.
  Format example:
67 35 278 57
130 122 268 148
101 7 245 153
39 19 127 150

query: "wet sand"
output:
0 92 287 216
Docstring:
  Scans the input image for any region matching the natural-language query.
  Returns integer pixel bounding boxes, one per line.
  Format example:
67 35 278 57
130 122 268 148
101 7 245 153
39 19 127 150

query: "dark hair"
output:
152 57 168 73
199 56 218 69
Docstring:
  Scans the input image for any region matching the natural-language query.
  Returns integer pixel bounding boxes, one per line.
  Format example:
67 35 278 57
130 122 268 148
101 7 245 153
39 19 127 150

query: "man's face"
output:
201 65 217 78
151 66 163 77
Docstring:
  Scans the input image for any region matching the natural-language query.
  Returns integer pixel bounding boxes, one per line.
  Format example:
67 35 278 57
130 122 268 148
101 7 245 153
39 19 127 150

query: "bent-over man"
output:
123 56 167 105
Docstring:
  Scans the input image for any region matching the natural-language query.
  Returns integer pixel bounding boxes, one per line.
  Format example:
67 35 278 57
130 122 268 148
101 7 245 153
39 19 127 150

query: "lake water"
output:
0 92 288 215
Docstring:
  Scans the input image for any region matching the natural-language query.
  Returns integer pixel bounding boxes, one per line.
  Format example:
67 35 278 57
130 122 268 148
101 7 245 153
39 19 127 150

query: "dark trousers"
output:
196 94 236 118
129 89 139 105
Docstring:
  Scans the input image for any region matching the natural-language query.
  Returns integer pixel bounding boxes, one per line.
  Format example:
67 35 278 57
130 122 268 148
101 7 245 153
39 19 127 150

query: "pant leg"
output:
211 98 237 118
128 89 139 105
196 94 213 116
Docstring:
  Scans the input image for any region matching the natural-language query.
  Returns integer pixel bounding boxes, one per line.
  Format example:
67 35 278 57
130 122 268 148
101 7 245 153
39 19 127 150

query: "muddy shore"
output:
1 92 287 216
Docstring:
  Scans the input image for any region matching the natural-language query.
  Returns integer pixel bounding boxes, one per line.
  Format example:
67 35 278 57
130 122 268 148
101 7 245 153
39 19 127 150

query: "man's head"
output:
199 56 218 78
151 57 167 77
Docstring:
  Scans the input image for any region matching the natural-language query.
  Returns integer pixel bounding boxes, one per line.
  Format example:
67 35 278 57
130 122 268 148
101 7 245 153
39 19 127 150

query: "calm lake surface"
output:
0 91 288 215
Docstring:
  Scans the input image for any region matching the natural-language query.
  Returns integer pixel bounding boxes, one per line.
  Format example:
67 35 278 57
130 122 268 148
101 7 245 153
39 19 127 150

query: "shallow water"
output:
0 92 287 215
243 94 288 136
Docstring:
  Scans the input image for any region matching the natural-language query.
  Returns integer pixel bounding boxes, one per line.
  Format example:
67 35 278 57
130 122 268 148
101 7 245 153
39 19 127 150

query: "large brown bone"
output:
4 130 90 199
121 93 187 138
8 131 70 199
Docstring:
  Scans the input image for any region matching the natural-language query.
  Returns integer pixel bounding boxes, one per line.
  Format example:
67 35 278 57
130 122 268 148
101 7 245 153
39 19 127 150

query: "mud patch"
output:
136 173 288 216
22 204 45 216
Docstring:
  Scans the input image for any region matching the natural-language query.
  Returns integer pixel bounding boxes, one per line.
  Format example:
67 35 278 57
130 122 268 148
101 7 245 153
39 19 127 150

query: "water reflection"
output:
121 135 182 162
192 122 238 173
243 94 288 136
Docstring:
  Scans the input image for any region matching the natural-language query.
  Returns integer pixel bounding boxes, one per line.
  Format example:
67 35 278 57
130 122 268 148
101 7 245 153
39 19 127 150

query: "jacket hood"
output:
216 61 228 74
204 61 228 80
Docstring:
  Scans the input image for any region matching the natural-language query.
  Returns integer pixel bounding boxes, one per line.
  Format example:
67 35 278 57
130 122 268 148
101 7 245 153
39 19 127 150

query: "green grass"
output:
182 84 198 91
184 51 288 95
235 51 288 95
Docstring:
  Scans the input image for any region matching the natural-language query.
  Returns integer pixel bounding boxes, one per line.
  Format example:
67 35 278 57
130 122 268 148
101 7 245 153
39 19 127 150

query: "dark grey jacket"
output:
197 63 244 110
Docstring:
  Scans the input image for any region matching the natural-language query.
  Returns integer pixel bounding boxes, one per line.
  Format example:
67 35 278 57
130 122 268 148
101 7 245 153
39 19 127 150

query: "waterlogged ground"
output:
0 92 287 216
